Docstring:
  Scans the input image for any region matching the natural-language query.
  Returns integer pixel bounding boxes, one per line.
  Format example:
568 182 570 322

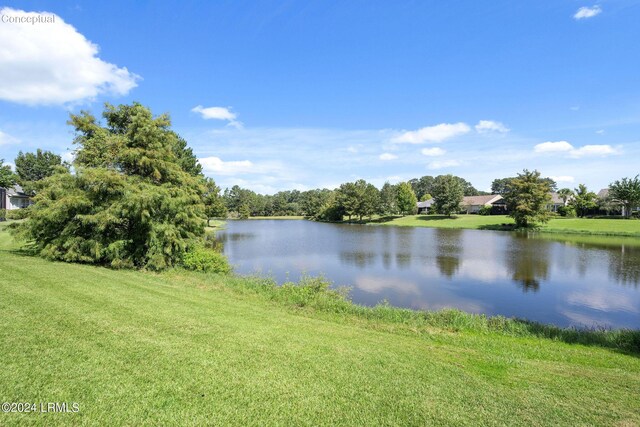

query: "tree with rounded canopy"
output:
432 174 464 216
15 103 206 270
396 182 417 216
15 149 67 184
609 175 640 218
502 169 552 228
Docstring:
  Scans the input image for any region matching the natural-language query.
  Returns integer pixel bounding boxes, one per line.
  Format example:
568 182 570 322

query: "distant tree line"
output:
1 101 639 272
219 174 488 221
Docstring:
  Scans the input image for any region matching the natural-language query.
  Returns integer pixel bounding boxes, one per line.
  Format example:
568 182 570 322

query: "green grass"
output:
1 223 639 426
374 214 640 236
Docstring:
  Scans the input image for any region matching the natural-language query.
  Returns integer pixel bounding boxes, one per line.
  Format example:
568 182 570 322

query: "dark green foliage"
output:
411 175 480 198
491 177 514 195
300 189 334 217
408 176 435 200
502 169 552 228
493 176 557 195
379 182 398 215
182 246 232 273
432 174 464 216
15 149 67 185
557 205 576 217
336 179 380 220
313 191 345 221
609 175 640 218
6 206 31 220
0 209 5 221
0 159 17 189
16 103 206 270
478 205 492 216
172 134 203 176
396 182 417 216
570 184 598 218
203 178 227 224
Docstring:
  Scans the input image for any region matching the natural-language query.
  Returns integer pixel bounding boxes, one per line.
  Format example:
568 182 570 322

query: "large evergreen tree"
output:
16 103 206 270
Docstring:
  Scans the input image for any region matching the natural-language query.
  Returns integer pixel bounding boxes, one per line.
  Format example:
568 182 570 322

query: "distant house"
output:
0 185 32 211
461 195 505 214
417 199 434 214
547 192 566 212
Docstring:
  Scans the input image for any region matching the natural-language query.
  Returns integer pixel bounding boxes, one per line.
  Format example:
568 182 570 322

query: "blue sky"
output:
1 1 639 193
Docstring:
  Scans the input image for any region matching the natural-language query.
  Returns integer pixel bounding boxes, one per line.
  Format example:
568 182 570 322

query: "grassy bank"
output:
1 224 639 426
374 214 640 237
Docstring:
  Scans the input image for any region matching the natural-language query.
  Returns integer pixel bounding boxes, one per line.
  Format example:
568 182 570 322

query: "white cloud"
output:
421 147 446 156
198 156 254 176
0 8 139 105
191 105 242 128
475 120 509 134
392 122 470 144
534 141 575 153
428 160 461 170
570 144 620 158
574 5 602 20
596 129 605 134
534 141 620 158
0 130 20 146
379 153 398 160
550 176 575 183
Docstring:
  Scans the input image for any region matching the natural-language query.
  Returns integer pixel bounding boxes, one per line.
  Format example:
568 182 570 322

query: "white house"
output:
0 185 32 211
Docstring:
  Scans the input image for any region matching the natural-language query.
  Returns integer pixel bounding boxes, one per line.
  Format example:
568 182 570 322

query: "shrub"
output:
6 206 31 220
478 205 492 216
557 205 576 217
183 246 232 274
0 209 5 221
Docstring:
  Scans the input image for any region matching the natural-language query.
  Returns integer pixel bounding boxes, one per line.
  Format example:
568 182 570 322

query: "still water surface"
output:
216 220 640 329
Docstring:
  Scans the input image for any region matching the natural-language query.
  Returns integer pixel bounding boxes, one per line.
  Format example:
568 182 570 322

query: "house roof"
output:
417 199 434 208
549 192 564 204
4 185 29 197
462 195 503 206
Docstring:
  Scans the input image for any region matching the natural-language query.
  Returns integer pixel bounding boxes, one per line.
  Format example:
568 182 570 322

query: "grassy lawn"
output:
375 214 640 236
0 223 639 426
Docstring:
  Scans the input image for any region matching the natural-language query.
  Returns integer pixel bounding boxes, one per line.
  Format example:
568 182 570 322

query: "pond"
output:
216 220 640 329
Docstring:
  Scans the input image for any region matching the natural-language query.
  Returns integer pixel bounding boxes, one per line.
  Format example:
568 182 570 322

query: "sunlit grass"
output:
376 214 640 236
1 223 639 426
